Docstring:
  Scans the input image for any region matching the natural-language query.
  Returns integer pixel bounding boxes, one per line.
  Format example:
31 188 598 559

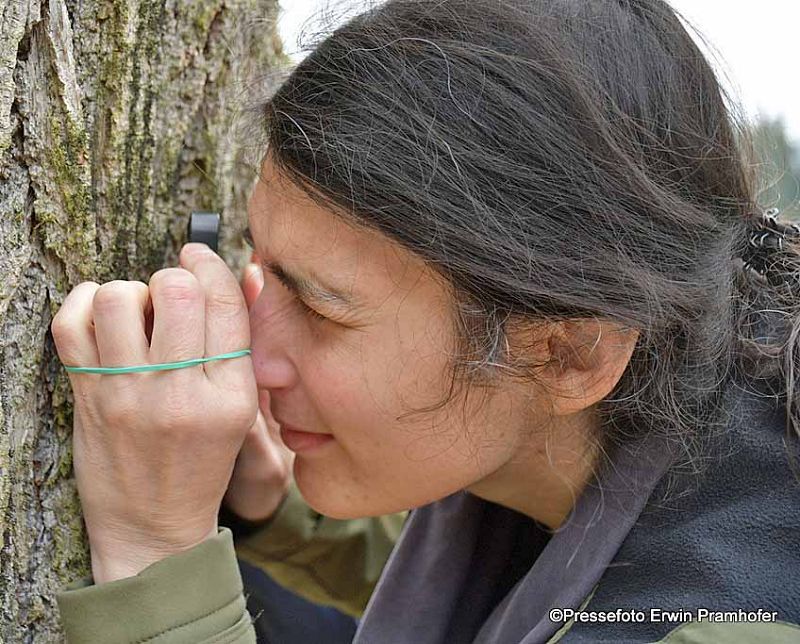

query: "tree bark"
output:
0 0 286 639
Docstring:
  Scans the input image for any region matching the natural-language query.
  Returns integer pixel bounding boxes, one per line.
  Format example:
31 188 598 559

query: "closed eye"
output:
245 226 346 325
262 263 328 323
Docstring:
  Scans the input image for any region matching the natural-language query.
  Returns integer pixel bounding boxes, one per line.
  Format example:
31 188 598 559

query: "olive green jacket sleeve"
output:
223 479 407 619
55 483 404 642
56 527 255 643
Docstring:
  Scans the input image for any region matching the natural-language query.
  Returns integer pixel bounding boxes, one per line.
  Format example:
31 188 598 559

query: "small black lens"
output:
187 212 221 252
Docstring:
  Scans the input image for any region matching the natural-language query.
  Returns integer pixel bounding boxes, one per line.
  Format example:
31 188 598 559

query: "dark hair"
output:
254 0 800 474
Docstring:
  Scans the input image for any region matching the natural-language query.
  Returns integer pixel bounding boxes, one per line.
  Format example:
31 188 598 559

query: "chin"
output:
293 459 399 520
293 461 355 518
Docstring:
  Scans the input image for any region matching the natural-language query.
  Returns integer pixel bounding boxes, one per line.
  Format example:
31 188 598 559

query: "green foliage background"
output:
752 117 800 220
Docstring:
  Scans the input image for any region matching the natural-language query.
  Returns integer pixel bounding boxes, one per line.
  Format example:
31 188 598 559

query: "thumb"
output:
241 263 264 310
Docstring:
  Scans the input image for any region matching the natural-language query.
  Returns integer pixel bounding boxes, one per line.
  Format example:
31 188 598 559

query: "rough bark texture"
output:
0 0 287 639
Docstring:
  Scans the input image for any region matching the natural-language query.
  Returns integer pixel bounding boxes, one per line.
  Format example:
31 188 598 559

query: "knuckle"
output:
52 327 79 353
93 280 135 311
129 280 148 292
73 280 102 298
150 268 202 303
209 289 246 317
50 313 73 343
51 281 99 336
213 288 245 307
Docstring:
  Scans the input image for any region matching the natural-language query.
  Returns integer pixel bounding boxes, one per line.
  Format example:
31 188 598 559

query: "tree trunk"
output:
0 0 285 639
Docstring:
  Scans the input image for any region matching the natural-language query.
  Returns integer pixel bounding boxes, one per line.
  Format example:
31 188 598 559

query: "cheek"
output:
302 333 412 436
309 326 495 496
309 317 454 437
292 291 523 516
296 334 531 518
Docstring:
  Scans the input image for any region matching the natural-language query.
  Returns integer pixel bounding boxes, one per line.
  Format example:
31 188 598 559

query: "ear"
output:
540 318 640 416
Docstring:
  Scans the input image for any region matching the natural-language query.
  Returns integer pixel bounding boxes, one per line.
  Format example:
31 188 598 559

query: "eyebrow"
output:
242 226 354 307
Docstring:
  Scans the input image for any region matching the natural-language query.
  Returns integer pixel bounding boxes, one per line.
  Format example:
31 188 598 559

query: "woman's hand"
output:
51 243 258 584
222 260 295 522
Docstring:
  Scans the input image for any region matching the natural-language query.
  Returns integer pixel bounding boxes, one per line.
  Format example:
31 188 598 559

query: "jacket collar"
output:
354 427 675 643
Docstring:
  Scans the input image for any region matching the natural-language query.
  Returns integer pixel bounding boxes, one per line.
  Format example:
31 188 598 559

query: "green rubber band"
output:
62 349 252 374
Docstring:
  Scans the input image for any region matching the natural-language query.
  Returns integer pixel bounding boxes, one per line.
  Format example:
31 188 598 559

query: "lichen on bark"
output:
0 0 288 639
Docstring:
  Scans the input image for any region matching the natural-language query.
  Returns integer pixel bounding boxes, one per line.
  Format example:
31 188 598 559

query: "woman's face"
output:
247 157 542 519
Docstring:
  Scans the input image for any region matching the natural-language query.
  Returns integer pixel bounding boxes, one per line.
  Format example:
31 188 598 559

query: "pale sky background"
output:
276 0 799 141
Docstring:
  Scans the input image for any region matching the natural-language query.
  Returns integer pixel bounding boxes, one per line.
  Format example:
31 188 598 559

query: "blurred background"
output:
275 0 800 220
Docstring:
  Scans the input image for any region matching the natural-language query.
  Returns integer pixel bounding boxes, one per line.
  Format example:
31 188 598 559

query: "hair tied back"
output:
736 208 800 287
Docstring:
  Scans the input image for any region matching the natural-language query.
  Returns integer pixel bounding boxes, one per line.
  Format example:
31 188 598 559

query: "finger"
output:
240 263 264 310
92 281 151 368
51 281 102 370
179 243 252 388
148 268 206 377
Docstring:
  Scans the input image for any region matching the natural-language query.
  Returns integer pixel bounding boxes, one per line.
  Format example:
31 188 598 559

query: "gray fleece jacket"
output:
354 373 800 643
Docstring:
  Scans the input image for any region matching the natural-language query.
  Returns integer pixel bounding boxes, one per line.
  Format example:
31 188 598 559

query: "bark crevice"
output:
0 1 286 639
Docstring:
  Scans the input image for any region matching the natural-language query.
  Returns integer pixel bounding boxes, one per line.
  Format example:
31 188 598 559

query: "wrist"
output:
89 524 218 584
90 550 152 585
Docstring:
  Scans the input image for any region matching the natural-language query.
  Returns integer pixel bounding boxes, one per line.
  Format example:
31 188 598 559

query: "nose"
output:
248 286 299 392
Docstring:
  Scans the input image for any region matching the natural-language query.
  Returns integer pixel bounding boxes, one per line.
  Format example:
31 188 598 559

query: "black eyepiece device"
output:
187 212 221 253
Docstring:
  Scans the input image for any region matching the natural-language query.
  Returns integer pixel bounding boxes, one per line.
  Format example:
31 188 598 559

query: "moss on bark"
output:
0 0 286 639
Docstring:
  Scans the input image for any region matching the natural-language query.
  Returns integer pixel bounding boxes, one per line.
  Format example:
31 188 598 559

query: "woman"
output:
51 0 800 642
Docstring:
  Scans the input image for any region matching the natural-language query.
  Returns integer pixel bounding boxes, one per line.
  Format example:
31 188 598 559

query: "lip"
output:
278 423 335 453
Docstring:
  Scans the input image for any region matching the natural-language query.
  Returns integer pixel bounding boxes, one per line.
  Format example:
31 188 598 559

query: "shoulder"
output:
562 378 800 642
